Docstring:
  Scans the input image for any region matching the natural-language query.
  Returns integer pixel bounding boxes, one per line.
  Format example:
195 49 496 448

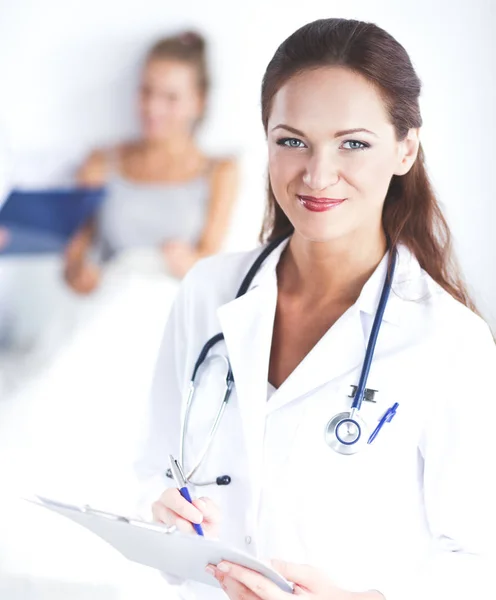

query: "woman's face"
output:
267 67 418 243
139 59 204 141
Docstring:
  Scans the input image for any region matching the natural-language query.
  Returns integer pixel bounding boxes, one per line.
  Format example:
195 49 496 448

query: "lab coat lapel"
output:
267 303 367 412
215 242 413 471
267 247 405 412
217 276 278 486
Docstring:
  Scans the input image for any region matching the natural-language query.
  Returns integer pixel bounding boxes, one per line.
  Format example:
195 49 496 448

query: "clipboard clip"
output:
25 495 178 535
81 505 178 534
81 505 130 523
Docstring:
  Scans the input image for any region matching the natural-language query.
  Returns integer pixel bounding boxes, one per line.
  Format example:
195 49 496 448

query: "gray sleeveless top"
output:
95 155 211 261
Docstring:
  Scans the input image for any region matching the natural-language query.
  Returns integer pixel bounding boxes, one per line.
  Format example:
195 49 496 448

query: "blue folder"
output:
0 187 105 255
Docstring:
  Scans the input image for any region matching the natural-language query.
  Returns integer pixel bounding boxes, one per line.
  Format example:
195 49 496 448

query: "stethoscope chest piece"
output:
324 411 369 455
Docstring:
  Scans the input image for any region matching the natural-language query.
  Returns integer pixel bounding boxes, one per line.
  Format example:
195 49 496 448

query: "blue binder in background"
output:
0 187 105 255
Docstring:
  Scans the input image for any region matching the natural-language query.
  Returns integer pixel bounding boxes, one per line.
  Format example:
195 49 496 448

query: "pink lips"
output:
297 195 346 213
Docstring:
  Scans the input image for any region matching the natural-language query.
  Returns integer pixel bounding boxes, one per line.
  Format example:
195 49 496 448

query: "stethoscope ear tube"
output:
177 235 291 486
349 250 397 413
165 469 232 486
191 333 225 381
324 249 398 455
178 239 398 482
183 356 233 483
235 234 291 299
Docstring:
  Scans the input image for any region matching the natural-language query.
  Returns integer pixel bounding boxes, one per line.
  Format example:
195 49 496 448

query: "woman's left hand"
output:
162 240 199 279
207 561 384 600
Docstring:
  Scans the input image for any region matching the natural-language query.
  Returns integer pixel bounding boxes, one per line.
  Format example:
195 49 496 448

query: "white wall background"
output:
0 0 495 324
0 2 494 599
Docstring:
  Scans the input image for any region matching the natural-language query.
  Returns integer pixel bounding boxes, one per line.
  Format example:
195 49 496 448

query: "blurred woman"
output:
30 30 239 361
0 32 239 518
64 30 238 292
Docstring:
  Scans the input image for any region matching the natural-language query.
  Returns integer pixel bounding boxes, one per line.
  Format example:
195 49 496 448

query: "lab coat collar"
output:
216 275 278 492
355 244 420 327
241 238 418 328
216 240 422 464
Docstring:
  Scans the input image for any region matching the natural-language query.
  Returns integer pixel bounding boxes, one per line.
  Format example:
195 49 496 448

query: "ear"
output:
394 128 420 176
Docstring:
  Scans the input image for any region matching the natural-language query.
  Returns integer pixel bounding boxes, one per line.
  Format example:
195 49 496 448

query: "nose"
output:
143 96 163 117
302 151 339 191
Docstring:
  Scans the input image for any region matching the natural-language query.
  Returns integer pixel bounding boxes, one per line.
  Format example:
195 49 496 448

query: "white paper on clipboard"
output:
25 496 294 593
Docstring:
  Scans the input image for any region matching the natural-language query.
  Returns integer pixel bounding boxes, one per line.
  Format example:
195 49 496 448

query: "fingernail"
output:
217 562 230 573
196 499 206 510
205 566 215 577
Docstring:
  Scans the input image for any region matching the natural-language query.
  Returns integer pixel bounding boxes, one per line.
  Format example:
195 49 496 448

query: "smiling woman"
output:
260 26 475 314
267 66 403 243
135 18 496 600
65 30 238 293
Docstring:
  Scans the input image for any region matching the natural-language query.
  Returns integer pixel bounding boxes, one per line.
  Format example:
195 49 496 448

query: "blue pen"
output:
367 402 399 445
169 455 204 536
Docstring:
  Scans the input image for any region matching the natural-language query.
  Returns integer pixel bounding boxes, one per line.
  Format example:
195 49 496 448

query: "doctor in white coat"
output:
135 18 496 600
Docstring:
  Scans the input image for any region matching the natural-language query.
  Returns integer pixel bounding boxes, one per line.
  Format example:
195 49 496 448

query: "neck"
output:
141 134 196 157
279 228 388 306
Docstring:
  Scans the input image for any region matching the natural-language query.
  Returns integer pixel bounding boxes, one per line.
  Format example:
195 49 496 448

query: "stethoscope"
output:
166 234 398 486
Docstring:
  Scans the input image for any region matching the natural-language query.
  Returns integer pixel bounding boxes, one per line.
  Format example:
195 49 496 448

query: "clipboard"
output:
0 187 105 255
26 496 294 593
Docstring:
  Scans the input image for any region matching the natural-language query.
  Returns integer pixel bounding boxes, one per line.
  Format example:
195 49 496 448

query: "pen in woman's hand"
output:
169 455 204 536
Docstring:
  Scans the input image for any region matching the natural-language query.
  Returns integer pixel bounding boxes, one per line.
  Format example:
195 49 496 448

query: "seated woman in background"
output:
0 33 239 500
64 30 238 293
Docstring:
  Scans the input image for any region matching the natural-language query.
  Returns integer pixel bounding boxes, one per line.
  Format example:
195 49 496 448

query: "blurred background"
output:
0 0 494 598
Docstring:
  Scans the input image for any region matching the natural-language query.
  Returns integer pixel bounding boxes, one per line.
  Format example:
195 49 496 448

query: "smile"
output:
297 195 347 213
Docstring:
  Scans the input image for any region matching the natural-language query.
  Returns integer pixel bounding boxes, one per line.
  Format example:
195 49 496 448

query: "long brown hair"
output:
260 18 476 312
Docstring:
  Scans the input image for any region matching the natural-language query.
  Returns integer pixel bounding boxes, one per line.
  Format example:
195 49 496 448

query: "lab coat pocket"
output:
289 381 410 512
284 385 408 577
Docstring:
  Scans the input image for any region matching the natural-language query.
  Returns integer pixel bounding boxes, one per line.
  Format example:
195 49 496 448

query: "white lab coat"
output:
135 239 496 600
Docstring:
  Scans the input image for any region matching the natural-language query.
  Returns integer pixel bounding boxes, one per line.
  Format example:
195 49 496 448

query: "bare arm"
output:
64 150 108 293
163 158 239 278
196 157 239 257
0 227 9 250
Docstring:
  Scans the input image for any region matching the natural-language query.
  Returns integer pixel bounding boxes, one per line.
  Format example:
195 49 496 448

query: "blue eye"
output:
342 140 370 151
276 137 306 149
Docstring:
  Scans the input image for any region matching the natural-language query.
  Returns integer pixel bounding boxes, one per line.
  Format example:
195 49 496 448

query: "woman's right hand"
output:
64 261 101 294
152 489 221 538
63 218 98 294
0 227 9 250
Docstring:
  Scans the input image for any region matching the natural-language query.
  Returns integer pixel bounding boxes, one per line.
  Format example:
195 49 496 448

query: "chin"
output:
288 216 350 244
142 129 170 142
294 229 348 244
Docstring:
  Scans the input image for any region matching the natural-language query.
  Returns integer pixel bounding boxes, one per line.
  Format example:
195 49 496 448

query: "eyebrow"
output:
270 124 378 138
